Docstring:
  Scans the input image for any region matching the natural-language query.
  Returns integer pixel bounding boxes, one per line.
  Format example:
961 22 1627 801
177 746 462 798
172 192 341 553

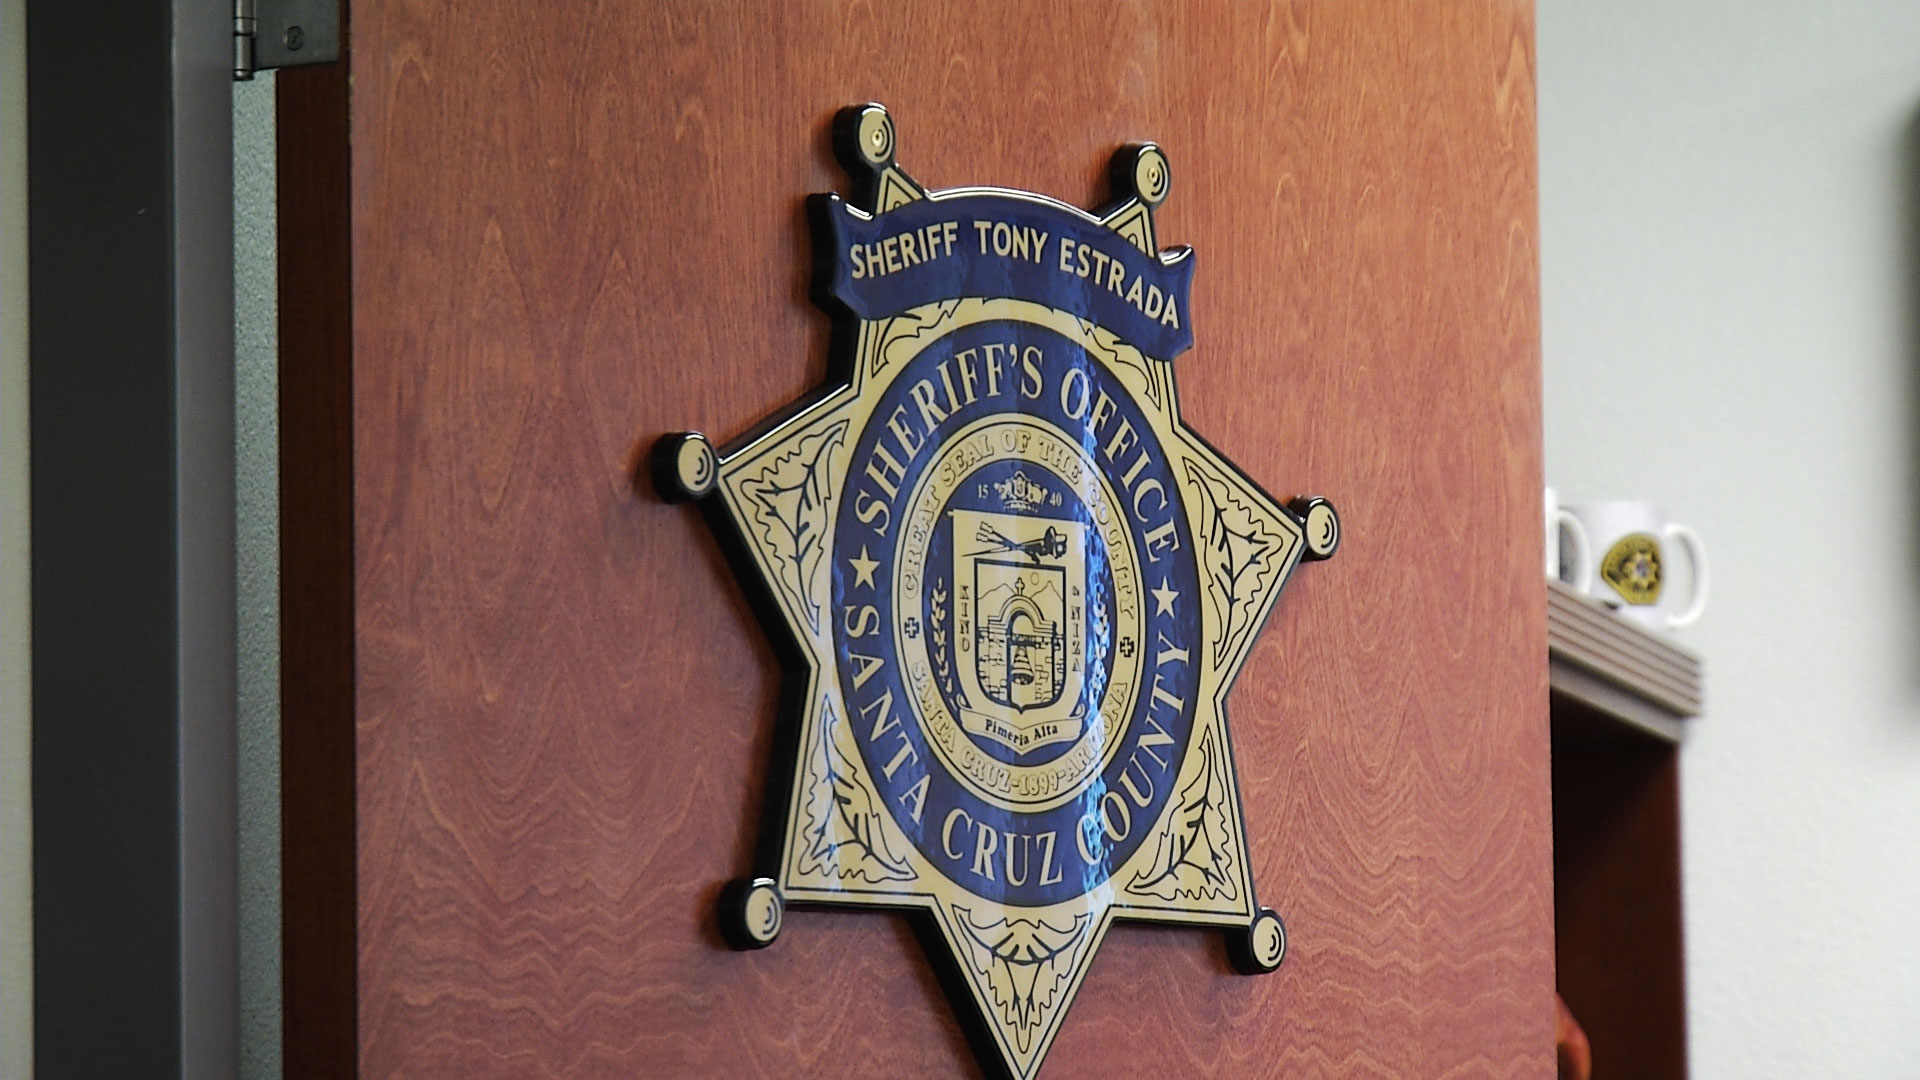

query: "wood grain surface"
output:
281 1 1552 1075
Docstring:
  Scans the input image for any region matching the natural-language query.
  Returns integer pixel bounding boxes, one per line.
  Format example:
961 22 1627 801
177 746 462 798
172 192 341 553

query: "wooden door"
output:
279 2 1552 1076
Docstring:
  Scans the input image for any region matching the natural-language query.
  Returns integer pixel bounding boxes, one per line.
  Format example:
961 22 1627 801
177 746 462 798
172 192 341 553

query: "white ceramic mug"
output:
1545 487 1591 590
1564 500 1709 629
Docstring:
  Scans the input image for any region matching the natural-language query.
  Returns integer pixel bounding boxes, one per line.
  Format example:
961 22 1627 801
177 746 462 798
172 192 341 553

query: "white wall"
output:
1540 1 1920 1073
2 0 33 1072
233 76 282 1080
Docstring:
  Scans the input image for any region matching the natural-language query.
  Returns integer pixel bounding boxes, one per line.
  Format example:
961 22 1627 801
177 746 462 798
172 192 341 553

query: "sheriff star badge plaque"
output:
653 104 1339 1080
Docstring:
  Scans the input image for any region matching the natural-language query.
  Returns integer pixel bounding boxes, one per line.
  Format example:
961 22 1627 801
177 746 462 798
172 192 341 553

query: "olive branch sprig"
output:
931 578 958 698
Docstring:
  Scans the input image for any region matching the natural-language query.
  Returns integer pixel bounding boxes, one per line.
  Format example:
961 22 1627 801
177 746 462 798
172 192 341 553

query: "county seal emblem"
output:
653 103 1339 1080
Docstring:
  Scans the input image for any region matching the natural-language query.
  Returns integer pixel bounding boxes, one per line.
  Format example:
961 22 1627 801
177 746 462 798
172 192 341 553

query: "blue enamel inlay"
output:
830 319 1201 907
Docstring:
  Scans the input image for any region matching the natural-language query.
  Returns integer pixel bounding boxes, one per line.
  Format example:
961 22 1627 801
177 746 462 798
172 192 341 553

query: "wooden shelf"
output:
1548 579 1702 743
1549 580 1700 1080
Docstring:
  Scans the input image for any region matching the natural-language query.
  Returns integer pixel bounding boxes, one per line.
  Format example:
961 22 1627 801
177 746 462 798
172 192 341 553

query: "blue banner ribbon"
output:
813 192 1195 360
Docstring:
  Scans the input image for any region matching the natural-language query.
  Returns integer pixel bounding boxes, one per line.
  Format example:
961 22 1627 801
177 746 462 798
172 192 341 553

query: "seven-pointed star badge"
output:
652 103 1340 1080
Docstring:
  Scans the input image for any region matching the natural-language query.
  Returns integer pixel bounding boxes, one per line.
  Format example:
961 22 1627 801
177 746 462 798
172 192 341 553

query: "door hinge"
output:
233 0 339 81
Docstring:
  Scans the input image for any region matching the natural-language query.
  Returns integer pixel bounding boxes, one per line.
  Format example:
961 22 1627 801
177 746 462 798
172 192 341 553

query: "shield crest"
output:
952 507 1086 755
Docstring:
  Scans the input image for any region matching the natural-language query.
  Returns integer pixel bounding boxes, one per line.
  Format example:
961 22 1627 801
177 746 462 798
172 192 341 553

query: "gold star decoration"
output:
1151 576 1181 617
848 545 879 590
652 103 1339 1080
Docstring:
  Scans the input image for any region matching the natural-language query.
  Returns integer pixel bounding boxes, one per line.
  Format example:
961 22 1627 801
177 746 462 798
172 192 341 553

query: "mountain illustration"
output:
977 574 1062 611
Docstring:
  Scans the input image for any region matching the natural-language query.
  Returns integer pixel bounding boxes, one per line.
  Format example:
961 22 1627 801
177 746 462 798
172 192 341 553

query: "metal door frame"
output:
27 0 238 1072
